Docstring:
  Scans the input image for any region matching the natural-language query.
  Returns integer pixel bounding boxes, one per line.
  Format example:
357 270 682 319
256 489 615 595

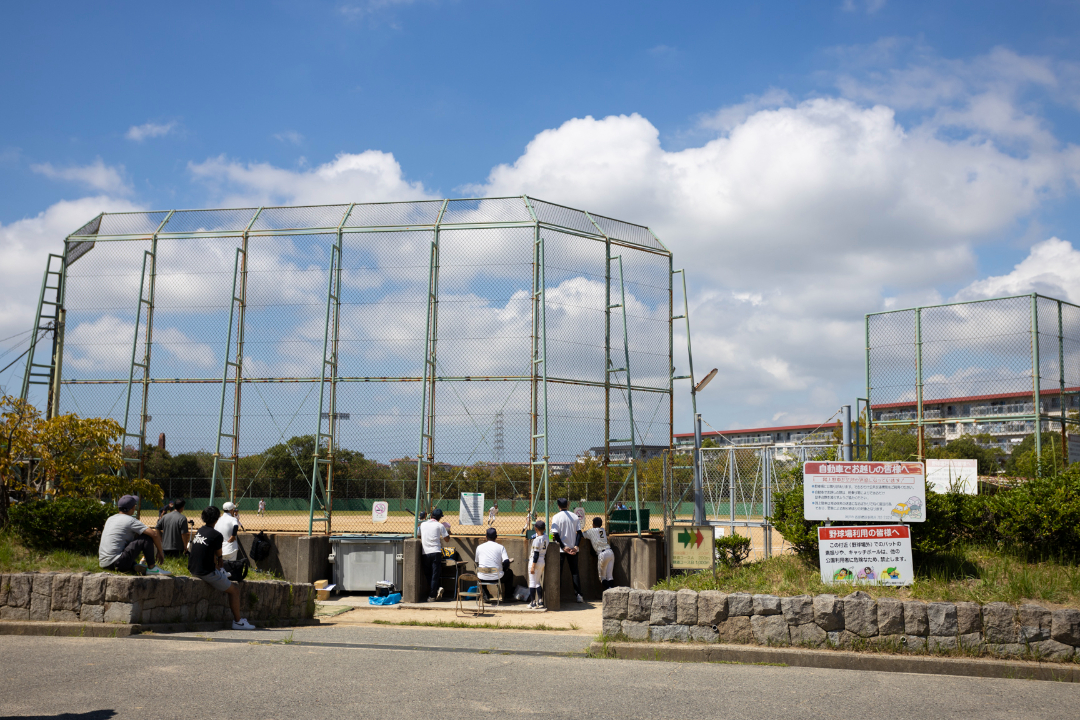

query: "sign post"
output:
803 461 926 522
667 525 714 572
817 525 914 586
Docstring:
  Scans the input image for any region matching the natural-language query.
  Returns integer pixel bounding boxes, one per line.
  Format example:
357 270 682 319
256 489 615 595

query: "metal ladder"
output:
118 248 157 487
210 209 259 507
414 238 441 534
209 247 247 505
529 224 551 530
605 252 644 537
20 253 65 411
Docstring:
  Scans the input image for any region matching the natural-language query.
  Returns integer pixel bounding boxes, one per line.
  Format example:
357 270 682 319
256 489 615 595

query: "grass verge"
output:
370 618 581 631
654 545 1080 606
0 530 281 580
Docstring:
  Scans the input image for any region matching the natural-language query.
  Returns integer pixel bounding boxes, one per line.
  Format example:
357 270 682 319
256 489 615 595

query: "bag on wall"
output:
250 531 272 562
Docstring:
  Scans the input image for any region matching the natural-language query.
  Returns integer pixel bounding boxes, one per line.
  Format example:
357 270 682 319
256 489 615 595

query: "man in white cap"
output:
98 495 171 575
214 502 240 561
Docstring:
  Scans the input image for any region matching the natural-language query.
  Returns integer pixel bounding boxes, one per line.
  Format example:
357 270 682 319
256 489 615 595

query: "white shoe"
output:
436 587 444 600
232 618 255 630
576 594 584 603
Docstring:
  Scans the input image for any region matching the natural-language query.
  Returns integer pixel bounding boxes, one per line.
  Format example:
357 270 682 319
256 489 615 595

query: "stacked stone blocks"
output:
601 587 1080 662
0 572 315 626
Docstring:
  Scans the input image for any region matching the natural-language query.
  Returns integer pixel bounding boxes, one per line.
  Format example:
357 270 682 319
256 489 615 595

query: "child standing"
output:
527 519 548 609
583 516 615 590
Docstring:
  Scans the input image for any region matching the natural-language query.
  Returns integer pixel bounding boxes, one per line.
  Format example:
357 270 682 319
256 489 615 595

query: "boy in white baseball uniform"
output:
550 497 584 603
583 516 615 590
527 519 548 609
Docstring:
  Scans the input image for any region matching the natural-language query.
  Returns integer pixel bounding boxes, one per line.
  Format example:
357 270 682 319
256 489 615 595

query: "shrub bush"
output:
714 533 752 568
9 497 114 553
985 466 1080 559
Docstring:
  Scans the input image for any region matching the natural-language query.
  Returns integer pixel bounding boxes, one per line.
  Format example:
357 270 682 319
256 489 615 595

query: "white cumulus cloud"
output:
126 121 177 142
188 151 433 207
30 158 130 194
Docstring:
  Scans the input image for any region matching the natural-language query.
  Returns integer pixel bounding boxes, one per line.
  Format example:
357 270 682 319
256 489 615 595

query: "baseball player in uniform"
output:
583 516 615 590
527 519 548 608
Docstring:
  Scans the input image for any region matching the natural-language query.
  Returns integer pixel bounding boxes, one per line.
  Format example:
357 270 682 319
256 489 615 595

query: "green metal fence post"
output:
1059 299 1068 468
1032 293 1042 475
915 307 924 460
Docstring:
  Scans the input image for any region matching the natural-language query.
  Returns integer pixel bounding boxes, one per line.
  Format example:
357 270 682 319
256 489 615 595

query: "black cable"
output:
0 327 49 375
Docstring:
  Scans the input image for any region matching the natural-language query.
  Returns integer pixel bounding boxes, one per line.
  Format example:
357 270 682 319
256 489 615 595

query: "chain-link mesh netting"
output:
866 295 1080 455
700 445 840 560
55 198 673 535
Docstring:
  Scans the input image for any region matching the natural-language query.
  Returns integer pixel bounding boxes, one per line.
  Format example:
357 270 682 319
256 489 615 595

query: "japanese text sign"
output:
803 461 925 522
817 525 913 586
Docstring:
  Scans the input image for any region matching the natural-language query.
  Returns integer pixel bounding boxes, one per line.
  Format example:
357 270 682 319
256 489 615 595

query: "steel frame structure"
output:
25 197 697 535
866 293 1080 471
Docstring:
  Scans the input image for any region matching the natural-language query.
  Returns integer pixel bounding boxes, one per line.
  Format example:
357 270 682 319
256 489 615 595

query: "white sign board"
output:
804 461 925 522
924 458 978 494
459 492 484 526
371 501 388 524
818 525 913 586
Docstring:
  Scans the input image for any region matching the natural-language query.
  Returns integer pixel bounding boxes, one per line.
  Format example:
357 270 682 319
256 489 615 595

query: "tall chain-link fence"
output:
867 294 1080 465
40 198 675 535
698 444 840 560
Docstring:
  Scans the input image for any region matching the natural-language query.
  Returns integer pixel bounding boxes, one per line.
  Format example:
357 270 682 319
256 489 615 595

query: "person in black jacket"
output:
188 506 255 630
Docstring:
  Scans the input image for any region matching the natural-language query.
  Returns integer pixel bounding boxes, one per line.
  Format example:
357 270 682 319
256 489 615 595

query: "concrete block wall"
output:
401 535 661 606
601 588 1080 662
0 572 315 626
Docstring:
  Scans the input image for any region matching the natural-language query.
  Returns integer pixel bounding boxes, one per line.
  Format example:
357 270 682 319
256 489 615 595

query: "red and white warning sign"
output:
803 461 925 522
818 525 913 586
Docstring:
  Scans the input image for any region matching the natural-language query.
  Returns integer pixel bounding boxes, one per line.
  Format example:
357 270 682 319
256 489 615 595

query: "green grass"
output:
370 618 580 631
655 546 1080 606
0 530 281 580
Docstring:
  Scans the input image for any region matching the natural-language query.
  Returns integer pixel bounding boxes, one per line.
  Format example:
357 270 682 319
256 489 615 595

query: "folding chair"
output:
476 567 503 610
456 572 483 617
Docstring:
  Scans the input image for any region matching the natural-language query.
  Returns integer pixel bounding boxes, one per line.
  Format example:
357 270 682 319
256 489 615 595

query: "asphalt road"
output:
1 630 1078 720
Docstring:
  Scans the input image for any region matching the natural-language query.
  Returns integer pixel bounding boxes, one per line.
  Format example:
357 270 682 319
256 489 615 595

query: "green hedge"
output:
9 497 115 553
771 464 1080 564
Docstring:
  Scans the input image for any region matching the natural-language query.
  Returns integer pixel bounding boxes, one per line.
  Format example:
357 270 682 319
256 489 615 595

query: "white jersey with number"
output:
582 527 610 553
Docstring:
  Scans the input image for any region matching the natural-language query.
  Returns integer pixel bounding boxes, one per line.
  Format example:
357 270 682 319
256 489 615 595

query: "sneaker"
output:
527 600 538 609
232 618 255 630
427 597 439 603
436 587 444 600
576 594 584 603
132 564 147 576
147 566 173 576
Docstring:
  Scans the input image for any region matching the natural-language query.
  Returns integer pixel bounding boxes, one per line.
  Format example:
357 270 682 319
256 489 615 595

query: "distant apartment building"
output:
672 387 1078 454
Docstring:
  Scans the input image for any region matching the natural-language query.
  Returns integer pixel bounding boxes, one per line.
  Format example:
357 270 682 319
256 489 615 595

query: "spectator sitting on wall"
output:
188 505 255 630
98 495 172 576
215 501 240 561
475 527 514 602
156 499 191 557
419 508 449 601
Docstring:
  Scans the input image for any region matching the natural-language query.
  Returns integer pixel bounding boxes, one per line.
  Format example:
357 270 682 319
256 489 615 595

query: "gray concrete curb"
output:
0 618 320 638
590 641 1080 682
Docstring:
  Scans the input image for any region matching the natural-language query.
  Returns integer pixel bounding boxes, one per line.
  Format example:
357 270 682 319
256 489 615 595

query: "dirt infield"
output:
158 509 789 559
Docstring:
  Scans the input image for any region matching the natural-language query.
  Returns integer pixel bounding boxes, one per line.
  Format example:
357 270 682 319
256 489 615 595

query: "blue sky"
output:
3 0 1080 444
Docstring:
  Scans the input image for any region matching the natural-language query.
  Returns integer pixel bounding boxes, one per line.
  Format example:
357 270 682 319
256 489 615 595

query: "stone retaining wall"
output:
601 587 1080 662
0 572 315 626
